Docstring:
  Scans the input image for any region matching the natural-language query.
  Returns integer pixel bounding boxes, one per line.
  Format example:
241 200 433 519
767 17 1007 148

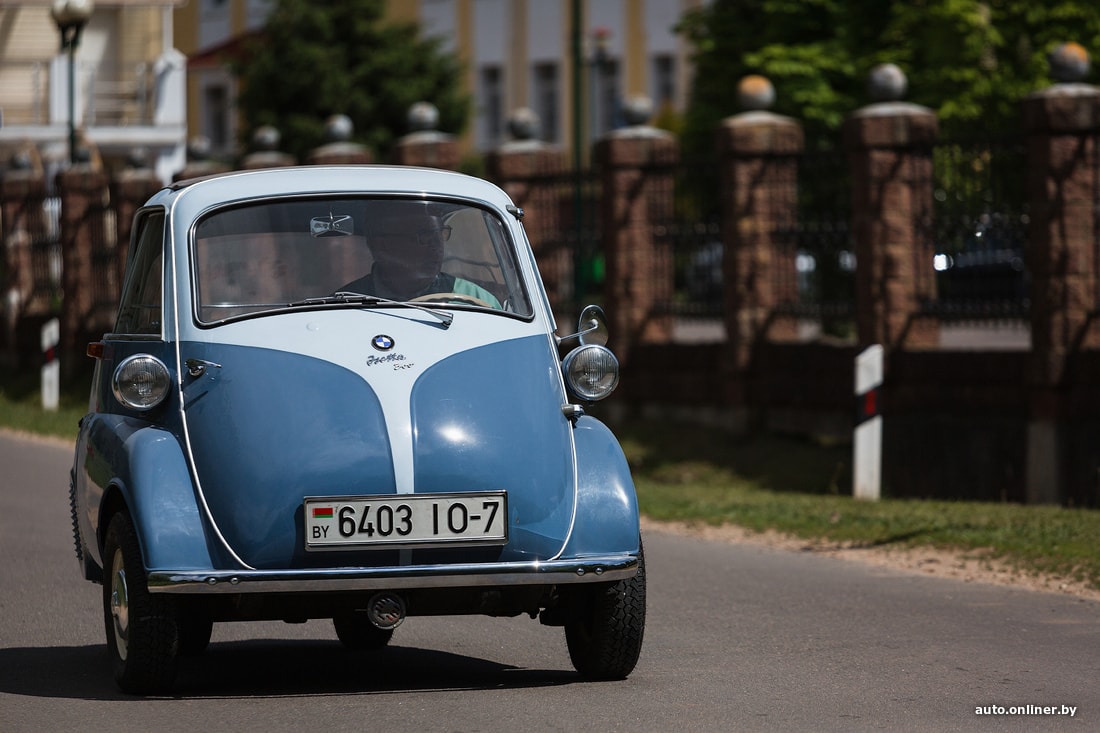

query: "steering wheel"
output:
411 292 494 308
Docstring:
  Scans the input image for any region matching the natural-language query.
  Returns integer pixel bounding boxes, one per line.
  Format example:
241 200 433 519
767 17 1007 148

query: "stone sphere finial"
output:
508 108 539 140
10 148 33 170
622 95 654 126
407 101 440 132
736 75 775 111
324 114 354 142
253 125 281 151
867 63 907 102
1049 42 1090 83
187 135 211 160
127 147 148 169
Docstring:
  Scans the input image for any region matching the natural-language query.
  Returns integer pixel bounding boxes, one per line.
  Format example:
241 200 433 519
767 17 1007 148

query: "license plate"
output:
304 491 507 550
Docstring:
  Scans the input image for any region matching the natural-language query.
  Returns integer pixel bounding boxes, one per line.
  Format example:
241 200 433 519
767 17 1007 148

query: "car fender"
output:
561 415 640 558
87 420 217 574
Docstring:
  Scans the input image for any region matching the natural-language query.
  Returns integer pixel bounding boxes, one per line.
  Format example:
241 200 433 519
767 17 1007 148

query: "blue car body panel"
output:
178 335 576 569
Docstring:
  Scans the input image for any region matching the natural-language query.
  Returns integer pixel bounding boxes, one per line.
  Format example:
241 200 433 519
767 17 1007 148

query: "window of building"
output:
533 62 559 143
652 54 676 109
478 65 503 150
203 83 230 153
592 58 620 136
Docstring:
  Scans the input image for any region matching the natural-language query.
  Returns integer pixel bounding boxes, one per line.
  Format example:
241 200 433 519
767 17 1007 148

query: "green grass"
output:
4 368 1098 592
0 368 90 439
614 418 1100 591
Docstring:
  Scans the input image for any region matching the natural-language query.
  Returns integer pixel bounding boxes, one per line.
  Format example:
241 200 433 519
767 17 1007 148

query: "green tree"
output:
677 0 1100 157
234 0 469 162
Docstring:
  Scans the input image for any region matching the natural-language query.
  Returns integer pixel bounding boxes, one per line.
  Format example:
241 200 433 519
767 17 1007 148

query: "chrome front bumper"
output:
147 554 639 594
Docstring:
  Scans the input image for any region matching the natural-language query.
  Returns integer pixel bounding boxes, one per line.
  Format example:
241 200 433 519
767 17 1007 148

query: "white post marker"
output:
853 344 883 500
41 317 60 411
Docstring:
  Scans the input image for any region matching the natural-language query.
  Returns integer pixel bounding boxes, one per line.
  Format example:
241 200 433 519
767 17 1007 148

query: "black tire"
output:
333 612 396 650
102 512 179 694
177 613 213 656
565 544 647 680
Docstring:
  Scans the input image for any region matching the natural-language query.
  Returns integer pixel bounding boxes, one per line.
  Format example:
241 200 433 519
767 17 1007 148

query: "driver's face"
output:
370 220 446 296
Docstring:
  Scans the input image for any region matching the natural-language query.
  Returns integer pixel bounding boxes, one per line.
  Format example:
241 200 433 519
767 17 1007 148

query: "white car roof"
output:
150 165 519 219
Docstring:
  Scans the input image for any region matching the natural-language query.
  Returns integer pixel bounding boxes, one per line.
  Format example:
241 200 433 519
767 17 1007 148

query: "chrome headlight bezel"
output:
112 354 171 411
562 344 620 402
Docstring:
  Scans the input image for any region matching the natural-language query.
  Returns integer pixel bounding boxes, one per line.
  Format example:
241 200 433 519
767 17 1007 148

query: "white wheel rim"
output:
109 548 130 661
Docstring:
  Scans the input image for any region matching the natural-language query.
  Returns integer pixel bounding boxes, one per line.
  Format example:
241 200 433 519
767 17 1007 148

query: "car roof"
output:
152 165 517 216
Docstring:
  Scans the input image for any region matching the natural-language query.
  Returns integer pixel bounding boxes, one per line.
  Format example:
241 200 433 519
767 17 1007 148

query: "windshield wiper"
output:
287 291 453 328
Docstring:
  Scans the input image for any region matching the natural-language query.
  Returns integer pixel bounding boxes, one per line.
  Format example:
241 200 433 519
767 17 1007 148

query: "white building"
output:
0 0 188 184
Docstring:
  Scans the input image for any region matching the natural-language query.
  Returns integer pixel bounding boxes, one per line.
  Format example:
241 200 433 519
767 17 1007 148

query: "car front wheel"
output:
103 512 179 694
565 544 647 680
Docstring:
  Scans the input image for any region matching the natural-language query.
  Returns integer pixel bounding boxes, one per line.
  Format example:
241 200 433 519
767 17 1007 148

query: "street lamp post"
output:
51 0 95 166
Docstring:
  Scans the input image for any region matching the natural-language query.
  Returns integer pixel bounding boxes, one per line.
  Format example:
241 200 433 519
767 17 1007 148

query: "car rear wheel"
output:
103 512 179 694
333 612 395 650
565 544 647 680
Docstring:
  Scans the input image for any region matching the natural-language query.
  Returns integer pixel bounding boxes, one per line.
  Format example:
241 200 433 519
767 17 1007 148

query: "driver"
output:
341 202 501 308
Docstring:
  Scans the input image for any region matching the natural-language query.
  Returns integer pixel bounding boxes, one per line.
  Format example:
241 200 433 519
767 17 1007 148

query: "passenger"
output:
341 203 501 308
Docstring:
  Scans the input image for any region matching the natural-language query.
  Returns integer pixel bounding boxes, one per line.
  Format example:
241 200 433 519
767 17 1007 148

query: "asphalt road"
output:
1 431 1097 733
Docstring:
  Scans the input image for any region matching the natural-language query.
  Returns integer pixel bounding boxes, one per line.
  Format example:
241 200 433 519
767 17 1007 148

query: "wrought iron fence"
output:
27 196 63 314
518 167 602 316
790 147 856 338
927 135 1029 321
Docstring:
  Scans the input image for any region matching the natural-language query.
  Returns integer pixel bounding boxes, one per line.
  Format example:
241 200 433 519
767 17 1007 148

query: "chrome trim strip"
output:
147 554 638 594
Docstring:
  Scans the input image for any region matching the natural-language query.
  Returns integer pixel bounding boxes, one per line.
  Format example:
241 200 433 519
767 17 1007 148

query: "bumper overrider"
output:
147 554 639 594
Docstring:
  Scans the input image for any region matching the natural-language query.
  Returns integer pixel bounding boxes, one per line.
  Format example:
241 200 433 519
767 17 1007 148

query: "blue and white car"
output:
69 165 645 694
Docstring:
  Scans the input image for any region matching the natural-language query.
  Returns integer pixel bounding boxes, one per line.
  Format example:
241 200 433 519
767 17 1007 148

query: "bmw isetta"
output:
69 165 644 694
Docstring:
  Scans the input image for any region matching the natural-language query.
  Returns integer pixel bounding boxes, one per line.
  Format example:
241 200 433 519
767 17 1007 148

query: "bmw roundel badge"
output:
371 334 395 351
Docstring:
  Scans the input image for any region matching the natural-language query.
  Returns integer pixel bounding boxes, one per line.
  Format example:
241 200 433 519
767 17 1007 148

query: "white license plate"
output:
304 491 507 550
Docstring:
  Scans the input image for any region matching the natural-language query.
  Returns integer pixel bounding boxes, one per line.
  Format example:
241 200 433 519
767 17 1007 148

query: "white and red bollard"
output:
41 318 60 411
853 344 883 500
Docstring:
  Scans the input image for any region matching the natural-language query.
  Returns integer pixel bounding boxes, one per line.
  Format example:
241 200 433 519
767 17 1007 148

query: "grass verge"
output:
0 368 90 439
3 369 1098 593
614 418 1100 593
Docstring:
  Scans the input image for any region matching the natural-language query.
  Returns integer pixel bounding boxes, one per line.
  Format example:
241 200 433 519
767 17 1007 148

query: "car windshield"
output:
191 197 532 324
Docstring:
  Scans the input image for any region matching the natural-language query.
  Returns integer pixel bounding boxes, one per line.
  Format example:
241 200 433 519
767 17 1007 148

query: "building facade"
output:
0 0 187 183
174 0 704 161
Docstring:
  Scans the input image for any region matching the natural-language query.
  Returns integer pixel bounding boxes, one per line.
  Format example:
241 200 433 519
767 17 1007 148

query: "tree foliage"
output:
234 0 469 162
678 0 1100 157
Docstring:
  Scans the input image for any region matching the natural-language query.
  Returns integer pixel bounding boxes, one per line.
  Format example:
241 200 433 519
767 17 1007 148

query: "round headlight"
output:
112 354 171 411
562 344 620 401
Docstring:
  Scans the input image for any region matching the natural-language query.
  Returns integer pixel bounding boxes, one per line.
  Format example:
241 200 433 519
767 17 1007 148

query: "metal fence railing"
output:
927 136 1030 322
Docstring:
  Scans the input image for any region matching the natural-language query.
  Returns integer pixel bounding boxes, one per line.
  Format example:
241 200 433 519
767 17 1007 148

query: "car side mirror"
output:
559 304 610 347
577 304 609 346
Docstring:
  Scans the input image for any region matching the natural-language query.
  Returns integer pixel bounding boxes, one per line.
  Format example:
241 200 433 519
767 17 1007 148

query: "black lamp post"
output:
51 0 95 166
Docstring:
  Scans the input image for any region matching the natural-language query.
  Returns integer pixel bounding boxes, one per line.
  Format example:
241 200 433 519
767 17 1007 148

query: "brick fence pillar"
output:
174 136 231 182
1022 43 1100 504
843 69 939 352
57 166 110 381
241 125 296 170
486 109 570 318
594 123 677 362
716 77 804 412
307 114 374 165
392 102 460 170
1 154 48 366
